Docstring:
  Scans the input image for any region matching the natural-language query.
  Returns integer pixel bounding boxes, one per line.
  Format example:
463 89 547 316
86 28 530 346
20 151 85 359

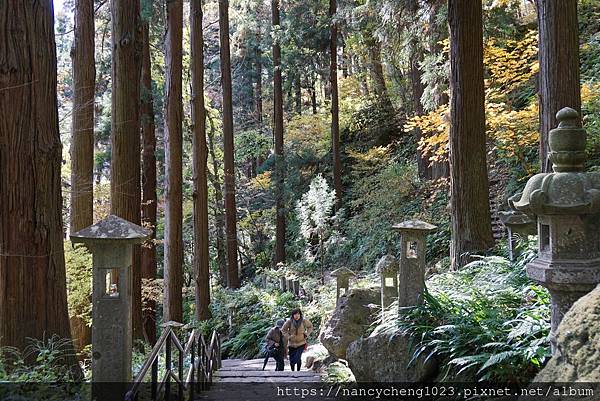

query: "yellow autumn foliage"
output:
407 31 540 167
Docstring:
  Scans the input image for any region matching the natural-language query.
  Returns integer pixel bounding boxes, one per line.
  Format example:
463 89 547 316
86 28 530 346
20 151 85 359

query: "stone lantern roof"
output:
330 267 356 279
70 215 150 244
392 220 437 234
510 108 600 216
497 210 535 229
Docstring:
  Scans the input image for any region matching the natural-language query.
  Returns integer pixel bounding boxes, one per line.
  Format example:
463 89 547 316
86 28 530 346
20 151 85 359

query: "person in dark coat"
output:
263 319 286 371
281 308 313 371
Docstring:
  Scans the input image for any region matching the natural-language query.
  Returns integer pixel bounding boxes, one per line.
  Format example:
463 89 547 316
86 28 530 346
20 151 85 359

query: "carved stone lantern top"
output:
510 108 600 216
392 220 437 235
331 267 356 279
70 214 150 244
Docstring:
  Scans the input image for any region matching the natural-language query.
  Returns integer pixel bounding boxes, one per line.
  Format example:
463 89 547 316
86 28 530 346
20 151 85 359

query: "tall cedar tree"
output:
0 0 75 359
536 0 581 172
330 0 343 209
111 0 143 340
406 0 430 180
191 0 211 320
206 115 228 286
255 28 264 125
140 21 158 344
69 0 95 351
447 0 493 269
164 0 184 320
70 0 95 233
272 0 286 265
219 0 240 288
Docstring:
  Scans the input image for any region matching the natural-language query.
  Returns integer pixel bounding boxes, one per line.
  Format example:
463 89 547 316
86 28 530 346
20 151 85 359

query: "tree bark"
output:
536 0 581 172
272 0 286 266
191 0 211 321
0 0 75 363
164 0 184 321
311 80 318 114
70 0 95 234
219 0 240 288
366 37 388 101
448 0 494 269
140 20 157 344
110 0 143 338
255 28 263 126
295 75 302 115
406 0 430 180
207 116 228 287
69 0 95 353
427 0 450 179
330 0 343 209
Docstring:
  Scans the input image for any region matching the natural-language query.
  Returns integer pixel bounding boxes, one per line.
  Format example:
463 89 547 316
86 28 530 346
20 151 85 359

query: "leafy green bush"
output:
0 335 79 382
64 241 92 326
378 240 550 383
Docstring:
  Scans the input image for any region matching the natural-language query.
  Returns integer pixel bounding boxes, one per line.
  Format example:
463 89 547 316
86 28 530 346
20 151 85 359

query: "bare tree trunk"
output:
272 0 286 266
0 0 75 366
219 0 240 288
428 0 449 179
207 116 228 287
536 0 581 172
191 0 211 321
110 0 143 338
406 0 430 180
255 28 263 126
164 0 184 321
330 0 343 209
140 20 157 345
366 37 389 102
295 75 302 115
448 0 494 269
311 80 318 114
69 0 95 352
70 0 95 233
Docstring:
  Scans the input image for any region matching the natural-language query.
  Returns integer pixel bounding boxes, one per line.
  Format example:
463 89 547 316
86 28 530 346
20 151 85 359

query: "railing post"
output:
178 341 184 401
165 332 172 401
190 338 196 401
217 333 222 369
201 339 207 391
151 356 158 401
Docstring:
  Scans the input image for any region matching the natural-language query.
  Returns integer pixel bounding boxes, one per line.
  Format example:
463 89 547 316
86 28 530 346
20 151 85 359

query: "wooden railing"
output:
125 321 221 401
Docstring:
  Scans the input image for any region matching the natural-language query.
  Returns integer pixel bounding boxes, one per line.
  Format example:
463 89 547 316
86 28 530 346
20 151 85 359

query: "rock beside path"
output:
319 287 380 360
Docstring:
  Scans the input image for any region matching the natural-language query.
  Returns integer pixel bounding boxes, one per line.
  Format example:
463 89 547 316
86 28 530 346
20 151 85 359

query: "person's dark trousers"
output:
274 354 284 371
288 346 304 371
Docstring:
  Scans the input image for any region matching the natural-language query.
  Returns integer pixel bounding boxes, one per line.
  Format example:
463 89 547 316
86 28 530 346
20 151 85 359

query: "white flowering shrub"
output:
296 174 337 262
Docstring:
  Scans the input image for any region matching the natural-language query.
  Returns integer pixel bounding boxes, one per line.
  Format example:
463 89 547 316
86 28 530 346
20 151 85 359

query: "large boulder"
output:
534 285 600 383
319 287 380 360
346 331 437 382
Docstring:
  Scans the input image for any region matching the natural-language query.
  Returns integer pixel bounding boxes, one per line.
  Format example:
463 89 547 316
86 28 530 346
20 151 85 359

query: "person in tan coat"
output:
281 308 313 371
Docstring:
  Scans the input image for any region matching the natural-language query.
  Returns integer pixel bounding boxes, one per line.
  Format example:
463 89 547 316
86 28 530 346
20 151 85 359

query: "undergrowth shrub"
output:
377 239 550 384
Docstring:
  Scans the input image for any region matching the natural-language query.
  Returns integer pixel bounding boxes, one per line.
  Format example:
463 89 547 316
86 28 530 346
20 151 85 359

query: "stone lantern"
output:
331 267 356 304
498 209 536 261
376 255 399 317
510 107 600 349
392 220 436 307
70 215 150 385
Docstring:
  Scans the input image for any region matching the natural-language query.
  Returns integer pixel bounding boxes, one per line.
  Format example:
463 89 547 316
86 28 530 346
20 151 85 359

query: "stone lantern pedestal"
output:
331 267 356 305
510 108 600 351
70 215 149 397
376 255 399 318
392 220 436 307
